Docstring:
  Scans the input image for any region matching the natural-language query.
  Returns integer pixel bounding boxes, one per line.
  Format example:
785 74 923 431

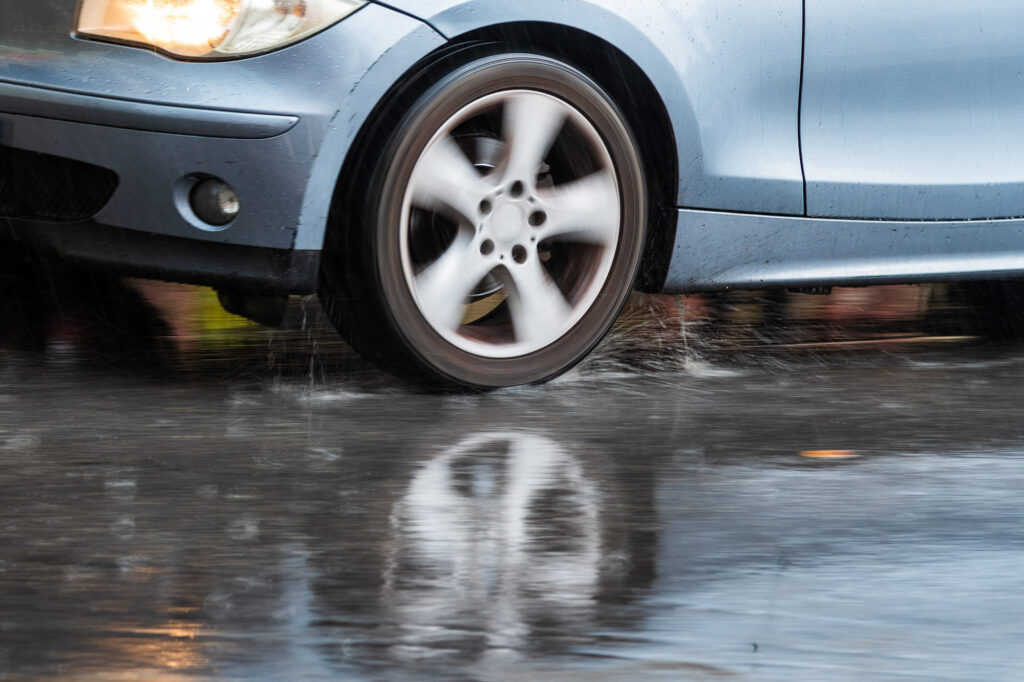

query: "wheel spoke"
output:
410 134 492 226
502 92 568 187
502 258 573 347
535 169 620 246
414 235 494 331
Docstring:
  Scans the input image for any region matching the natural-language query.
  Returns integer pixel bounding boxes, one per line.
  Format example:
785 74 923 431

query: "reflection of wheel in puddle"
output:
383 431 601 657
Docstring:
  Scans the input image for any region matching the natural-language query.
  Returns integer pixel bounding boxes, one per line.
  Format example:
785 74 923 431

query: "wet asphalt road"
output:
3 260 1024 680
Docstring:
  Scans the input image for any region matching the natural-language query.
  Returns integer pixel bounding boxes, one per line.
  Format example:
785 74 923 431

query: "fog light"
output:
190 178 239 226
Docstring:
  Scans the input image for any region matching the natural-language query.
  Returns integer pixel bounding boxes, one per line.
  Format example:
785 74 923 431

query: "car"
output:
4 1 1024 389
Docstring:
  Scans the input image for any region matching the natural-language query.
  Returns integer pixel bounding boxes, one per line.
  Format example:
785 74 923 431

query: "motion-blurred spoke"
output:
410 135 492 226
502 92 567 186
536 170 620 247
415 235 494 331
503 258 573 346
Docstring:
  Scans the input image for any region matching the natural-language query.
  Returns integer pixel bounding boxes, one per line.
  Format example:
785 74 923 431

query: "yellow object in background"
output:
195 287 254 334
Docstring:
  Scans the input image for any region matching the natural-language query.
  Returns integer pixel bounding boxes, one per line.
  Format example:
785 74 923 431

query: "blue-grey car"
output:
4 1 1024 388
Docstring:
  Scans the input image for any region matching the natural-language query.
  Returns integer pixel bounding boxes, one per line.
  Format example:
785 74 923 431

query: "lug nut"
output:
512 245 528 264
480 239 494 255
528 210 546 227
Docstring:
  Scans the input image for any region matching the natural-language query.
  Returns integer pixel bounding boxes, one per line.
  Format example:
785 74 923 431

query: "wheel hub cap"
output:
489 202 525 243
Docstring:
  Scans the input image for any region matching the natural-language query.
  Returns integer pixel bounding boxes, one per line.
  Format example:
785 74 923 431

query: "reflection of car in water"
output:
6 1 1024 388
0 407 659 675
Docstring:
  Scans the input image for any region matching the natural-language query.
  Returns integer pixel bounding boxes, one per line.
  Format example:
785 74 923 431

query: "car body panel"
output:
802 0 1024 220
381 0 806 215
664 210 1024 292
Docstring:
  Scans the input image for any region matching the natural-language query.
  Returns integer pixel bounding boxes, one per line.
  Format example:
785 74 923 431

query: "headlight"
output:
75 0 365 59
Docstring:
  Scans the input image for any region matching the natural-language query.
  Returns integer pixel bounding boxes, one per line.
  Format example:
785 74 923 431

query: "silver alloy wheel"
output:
320 53 646 389
399 89 621 358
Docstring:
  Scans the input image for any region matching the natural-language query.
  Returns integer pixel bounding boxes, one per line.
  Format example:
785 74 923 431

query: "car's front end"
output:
0 0 444 293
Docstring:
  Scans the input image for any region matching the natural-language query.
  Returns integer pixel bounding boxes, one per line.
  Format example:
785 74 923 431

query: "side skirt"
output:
663 209 1024 293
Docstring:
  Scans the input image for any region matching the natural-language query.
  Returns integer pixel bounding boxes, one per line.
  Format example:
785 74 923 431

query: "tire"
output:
320 53 647 389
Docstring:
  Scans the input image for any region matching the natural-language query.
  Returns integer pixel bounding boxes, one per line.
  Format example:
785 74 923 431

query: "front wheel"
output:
321 53 647 389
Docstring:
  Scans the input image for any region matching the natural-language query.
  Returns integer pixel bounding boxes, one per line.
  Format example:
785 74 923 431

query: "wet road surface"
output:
3 257 1024 680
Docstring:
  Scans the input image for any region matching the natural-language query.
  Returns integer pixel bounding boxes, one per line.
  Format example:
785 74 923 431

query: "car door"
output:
801 0 1024 220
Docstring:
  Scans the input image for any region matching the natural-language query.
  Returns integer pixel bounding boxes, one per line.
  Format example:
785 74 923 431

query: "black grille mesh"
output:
0 146 118 222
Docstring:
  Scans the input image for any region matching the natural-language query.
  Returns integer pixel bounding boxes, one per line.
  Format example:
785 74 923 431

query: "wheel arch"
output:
323 21 679 295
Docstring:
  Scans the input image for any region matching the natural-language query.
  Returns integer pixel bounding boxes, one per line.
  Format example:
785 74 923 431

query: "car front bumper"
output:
1 88 313 252
0 2 445 292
